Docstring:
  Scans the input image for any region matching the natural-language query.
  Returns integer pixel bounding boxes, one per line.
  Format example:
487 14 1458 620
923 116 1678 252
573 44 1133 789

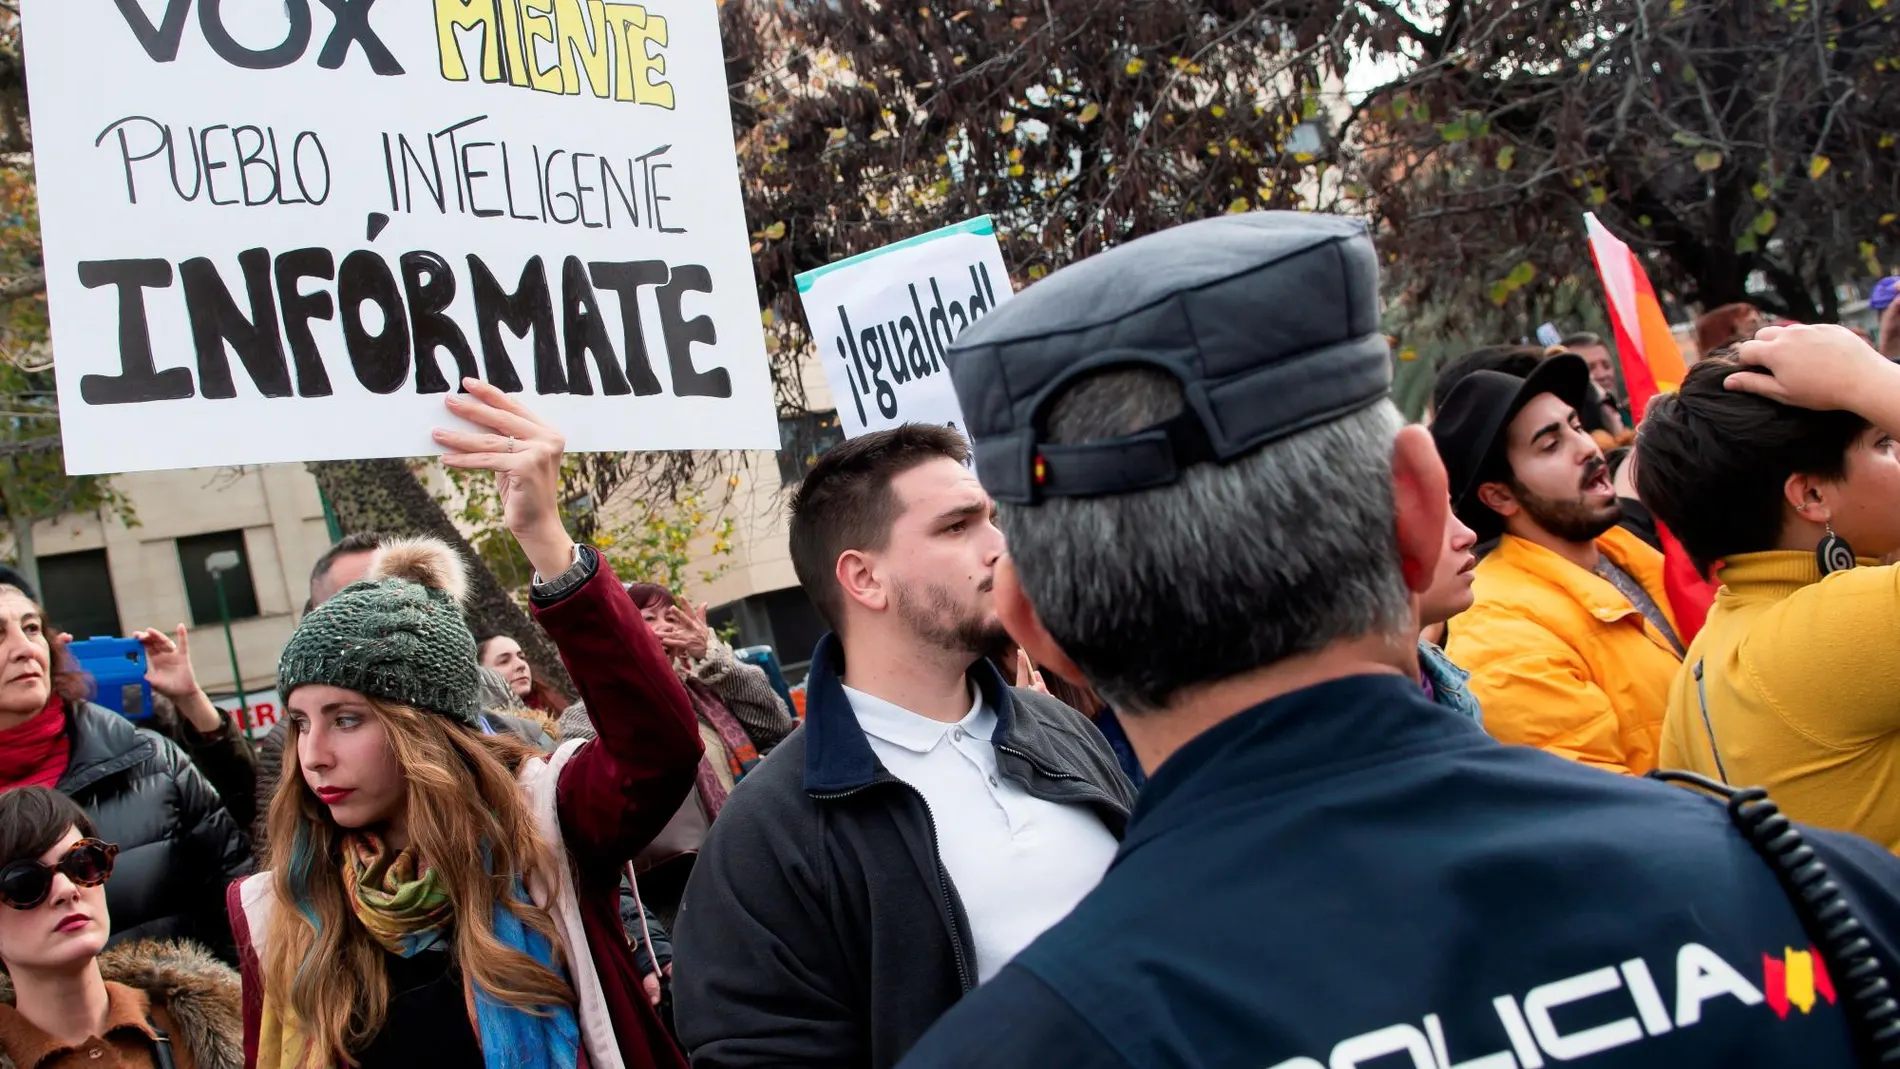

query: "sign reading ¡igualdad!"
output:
22 0 777 474
795 217 1013 440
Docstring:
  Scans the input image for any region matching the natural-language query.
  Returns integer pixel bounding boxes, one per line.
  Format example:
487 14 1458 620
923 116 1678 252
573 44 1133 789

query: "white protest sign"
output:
795 217 1012 438
218 688 284 742
22 0 777 475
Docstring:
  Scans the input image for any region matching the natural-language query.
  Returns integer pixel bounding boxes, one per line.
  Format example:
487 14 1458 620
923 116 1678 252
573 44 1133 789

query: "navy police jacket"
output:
897 675 1900 1068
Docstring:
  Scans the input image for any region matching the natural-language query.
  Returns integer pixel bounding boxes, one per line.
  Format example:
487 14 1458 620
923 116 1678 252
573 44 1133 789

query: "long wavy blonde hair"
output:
263 696 576 1068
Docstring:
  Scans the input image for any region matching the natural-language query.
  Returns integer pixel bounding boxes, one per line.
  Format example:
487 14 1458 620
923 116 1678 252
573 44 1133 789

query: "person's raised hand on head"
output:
1726 323 1894 413
435 379 576 581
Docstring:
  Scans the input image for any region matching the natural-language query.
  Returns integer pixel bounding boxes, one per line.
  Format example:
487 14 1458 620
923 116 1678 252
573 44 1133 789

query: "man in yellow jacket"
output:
1432 354 1683 774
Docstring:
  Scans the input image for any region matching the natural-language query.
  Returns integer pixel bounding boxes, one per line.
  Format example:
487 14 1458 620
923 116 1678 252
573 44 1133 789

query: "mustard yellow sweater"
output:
1659 552 1900 851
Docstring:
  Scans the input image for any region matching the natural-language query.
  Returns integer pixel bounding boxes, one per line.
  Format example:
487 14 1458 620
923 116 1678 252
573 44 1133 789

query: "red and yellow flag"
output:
1763 946 1838 1019
1584 213 1714 642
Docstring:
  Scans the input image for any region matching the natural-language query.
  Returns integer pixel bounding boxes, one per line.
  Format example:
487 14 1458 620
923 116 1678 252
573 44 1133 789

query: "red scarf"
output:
0 696 70 791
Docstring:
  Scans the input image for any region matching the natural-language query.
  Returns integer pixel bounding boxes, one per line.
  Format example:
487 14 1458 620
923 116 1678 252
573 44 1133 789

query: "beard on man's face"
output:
1510 466 1623 544
893 574 1013 660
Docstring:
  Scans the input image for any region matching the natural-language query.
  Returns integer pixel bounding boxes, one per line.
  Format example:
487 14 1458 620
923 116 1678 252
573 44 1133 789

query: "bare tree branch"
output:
0 269 43 302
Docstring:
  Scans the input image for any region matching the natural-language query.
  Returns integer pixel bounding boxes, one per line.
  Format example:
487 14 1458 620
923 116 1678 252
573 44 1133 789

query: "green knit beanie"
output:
277 537 482 726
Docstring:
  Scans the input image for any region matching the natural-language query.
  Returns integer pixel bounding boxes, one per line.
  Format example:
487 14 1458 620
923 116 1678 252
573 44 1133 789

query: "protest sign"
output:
215 688 284 741
796 217 1012 439
22 0 777 475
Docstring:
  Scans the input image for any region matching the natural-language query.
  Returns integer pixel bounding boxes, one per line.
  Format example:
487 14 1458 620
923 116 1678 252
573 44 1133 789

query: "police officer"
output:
896 212 1900 1069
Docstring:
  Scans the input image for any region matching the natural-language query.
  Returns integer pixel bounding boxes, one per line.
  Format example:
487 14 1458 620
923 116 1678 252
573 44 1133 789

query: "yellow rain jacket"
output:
1447 526 1683 775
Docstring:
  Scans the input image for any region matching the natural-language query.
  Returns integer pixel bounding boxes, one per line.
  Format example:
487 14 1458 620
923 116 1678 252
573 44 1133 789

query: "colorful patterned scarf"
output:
263 833 580 1069
341 833 455 955
686 678 760 819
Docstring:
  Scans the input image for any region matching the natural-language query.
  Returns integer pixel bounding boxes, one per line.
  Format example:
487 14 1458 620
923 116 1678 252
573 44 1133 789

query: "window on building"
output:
178 531 261 625
36 550 122 640
778 410 846 485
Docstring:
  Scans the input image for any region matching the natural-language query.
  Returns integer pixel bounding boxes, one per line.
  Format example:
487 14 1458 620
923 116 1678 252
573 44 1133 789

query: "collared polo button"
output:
953 727 965 741
988 775 999 788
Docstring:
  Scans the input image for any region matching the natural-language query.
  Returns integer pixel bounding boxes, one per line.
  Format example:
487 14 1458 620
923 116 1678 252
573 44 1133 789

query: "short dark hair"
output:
788 425 970 631
1432 345 1544 415
1561 331 1607 350
309 532 385 587
1637 360 1869 574
0 788 95 872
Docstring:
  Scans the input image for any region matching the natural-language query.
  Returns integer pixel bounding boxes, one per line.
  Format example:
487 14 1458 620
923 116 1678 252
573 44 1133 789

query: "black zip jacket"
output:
57 700 254 961
671 634 1135 1069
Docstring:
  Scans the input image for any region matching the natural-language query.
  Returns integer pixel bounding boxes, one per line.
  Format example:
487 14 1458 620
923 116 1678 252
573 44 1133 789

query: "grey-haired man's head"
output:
945 211 1450 717
997 368 1418 714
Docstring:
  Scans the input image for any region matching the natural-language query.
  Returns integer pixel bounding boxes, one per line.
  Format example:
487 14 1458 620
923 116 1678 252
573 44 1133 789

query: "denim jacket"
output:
1418 639 1484 727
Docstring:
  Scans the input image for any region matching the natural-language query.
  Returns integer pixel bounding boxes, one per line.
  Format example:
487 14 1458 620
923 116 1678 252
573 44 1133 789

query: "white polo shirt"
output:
843 683 1120 983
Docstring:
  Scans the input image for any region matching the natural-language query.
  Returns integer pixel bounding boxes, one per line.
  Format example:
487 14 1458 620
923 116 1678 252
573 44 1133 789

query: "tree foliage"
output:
724 0 1896 352
443 457 738 598
1345 0 1899 327
725 0 1350 353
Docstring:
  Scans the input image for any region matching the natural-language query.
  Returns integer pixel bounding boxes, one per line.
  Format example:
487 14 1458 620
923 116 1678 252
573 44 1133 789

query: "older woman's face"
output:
0 828 112 974
0 587 54 720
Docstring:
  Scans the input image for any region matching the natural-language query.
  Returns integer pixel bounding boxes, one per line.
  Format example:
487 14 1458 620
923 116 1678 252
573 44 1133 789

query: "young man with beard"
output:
670 426 1135 1069
1432 355 1684 774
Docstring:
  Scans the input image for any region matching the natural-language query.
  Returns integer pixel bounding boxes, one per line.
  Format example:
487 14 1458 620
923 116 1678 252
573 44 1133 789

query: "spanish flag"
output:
1585 213 1715 642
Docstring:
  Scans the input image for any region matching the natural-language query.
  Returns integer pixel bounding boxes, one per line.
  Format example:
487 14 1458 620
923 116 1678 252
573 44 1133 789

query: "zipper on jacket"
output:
995 742 1087 783
811 780 976 993
996 741 1128 810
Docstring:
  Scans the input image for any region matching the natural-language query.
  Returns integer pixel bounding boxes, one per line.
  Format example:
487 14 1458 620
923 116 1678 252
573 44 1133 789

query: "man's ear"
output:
1391 426 1451 595
993 557 1087 686
835 549 889 615
1474 480 1519 520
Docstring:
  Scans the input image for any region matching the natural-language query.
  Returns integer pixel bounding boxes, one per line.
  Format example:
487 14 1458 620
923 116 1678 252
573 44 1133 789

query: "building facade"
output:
18 464 337 722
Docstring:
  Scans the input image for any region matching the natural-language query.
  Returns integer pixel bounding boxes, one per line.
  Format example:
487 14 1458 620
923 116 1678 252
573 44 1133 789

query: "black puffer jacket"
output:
55 701 253 961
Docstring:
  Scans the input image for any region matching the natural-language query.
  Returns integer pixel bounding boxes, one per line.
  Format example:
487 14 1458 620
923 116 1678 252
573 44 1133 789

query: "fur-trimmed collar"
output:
0 940 242 1069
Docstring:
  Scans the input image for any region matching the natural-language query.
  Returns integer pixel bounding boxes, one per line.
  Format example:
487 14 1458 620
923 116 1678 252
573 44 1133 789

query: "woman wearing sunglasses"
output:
227 383 701 1069
0 787 243 1069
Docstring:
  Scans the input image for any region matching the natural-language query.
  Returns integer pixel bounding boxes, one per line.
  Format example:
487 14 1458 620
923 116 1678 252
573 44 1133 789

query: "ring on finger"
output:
507 435 518 453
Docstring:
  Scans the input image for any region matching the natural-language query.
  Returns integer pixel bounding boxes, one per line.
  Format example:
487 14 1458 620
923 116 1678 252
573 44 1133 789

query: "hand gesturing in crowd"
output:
651 602 713 666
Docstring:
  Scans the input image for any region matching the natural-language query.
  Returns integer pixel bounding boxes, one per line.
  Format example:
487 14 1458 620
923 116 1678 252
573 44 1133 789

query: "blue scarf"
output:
475 882 581 1069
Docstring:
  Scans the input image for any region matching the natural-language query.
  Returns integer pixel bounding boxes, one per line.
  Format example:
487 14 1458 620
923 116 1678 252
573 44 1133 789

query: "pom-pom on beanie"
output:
277 536 483 726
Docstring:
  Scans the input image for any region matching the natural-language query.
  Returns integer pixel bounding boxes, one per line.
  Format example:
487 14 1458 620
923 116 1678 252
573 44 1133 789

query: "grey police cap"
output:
946 211 1392 505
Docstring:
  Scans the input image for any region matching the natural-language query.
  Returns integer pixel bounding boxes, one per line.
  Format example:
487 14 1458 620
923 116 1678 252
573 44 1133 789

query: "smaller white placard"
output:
796 217 1013 438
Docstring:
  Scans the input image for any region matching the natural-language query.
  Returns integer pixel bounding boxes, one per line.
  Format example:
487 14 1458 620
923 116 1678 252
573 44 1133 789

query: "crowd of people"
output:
2 209 1900 1069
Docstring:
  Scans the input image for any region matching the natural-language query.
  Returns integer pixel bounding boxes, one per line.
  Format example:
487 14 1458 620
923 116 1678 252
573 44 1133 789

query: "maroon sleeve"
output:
533 557 702 871
226 879 262 1069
